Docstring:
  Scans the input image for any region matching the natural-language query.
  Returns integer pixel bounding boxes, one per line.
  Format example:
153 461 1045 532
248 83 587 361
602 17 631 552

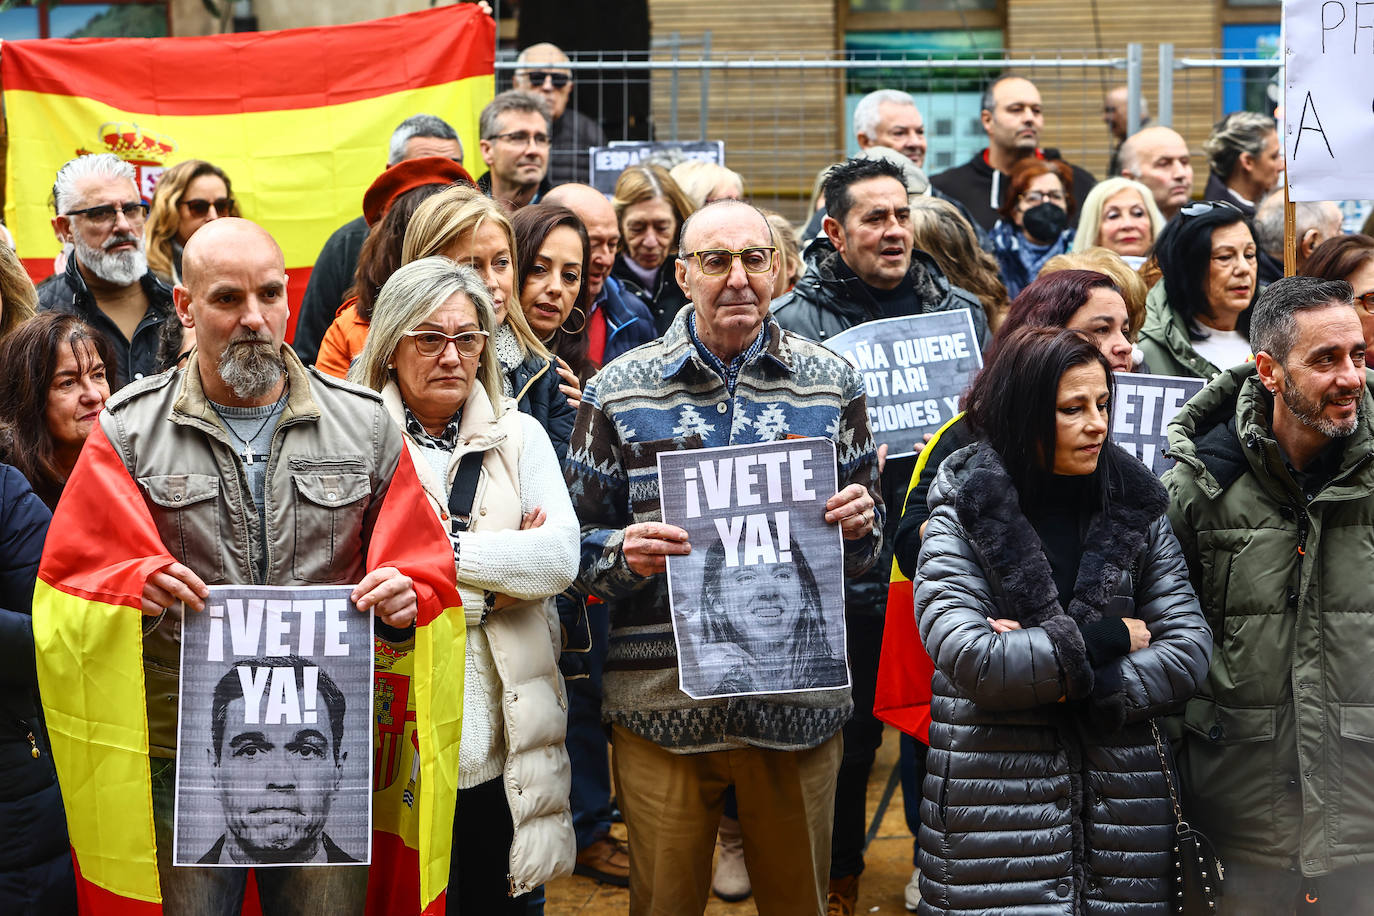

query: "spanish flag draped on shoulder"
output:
34 424 464 915
1 4 494 340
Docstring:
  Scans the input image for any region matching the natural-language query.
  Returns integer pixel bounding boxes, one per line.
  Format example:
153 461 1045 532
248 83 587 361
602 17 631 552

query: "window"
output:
0 2 167 41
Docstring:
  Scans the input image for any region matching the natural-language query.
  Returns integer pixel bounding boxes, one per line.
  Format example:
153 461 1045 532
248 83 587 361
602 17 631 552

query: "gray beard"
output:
218 340 286 401
74 234 147 286
1281 381 1362 439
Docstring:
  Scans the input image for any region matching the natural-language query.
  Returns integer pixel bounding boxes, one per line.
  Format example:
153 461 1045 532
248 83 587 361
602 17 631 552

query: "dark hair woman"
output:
912 325 1211 915
989 157 1076 299
0 313 115 508
1303 232 1374 349
892 269 1135 567
1138 201 1258 379
511 204 596 384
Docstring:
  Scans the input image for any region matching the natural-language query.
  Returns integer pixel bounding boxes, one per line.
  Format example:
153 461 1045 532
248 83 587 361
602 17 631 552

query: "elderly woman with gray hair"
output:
351 256 578 912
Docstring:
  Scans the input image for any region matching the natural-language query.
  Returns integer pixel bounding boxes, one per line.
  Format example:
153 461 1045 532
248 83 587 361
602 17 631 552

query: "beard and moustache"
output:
218 333 286 400
1280 379 1363 438
74 232 147 286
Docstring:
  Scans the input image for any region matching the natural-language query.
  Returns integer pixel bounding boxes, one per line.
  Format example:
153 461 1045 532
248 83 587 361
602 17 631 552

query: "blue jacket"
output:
596 276 657 364
0 464 75 913
509 353 576 462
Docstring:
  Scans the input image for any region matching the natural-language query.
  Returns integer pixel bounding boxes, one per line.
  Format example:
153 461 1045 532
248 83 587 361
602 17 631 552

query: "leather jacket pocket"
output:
140 473 224 582
290 464 371 583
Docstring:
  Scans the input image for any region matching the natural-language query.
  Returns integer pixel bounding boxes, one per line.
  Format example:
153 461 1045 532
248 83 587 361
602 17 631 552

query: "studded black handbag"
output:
1151 719 1225 915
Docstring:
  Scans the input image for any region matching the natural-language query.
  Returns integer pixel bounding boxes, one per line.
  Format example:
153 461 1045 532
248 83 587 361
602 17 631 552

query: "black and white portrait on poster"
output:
825 310 983 459
658 438 849 700
173 585 373 867
1111 372 1206 476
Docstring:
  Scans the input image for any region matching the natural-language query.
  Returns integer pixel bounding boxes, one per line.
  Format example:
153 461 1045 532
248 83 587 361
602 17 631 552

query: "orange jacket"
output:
315 297 370 379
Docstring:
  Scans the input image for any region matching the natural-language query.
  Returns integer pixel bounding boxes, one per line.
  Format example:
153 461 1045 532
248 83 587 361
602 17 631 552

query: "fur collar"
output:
952 442 1168 628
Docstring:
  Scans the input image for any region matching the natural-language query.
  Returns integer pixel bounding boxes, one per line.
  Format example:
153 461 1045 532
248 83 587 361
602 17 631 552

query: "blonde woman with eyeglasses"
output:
351 256 578 911
402 185 580 459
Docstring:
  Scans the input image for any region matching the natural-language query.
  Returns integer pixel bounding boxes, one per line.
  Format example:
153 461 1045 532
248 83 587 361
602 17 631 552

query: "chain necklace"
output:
219 411 276 465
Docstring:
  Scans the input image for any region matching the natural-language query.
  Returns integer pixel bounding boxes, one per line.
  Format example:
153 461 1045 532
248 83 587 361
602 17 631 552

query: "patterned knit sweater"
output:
564 308 883 753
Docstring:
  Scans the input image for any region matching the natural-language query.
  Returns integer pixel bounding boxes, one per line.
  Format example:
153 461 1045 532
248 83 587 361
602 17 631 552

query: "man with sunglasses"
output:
513 43 607 188
477 90 554 211
771 154 987 915
38 153 179 389
565 198 882 915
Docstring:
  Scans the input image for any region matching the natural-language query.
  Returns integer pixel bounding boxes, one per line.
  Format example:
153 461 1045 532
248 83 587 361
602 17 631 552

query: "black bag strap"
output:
446 451 485 532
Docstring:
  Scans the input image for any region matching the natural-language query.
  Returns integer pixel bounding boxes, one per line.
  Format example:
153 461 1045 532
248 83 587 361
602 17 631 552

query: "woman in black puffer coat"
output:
912 327 1211 916
0 463 75 914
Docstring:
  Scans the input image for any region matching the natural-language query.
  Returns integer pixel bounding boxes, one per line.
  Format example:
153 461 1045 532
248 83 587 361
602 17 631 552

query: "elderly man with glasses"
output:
38 153 181 389
477 90 554 211
512 42 607 188
565 198 883 915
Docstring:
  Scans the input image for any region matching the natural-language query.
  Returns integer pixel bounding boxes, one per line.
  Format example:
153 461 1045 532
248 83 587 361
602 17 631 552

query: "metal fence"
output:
494 43 1282 225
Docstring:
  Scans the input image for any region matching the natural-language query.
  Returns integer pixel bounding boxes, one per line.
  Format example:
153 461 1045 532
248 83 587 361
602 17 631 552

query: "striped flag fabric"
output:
1 4 494 341
33 425 464 915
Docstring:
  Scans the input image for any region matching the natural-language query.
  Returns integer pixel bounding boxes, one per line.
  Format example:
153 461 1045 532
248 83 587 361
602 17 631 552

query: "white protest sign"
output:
658 438 848 701
174 585 373 867
1111 372 1206 476
1283 0 1374 201
825 310 983 459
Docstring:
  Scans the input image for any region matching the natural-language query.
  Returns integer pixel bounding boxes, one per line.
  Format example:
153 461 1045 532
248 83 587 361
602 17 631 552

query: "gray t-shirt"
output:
210 390 288 581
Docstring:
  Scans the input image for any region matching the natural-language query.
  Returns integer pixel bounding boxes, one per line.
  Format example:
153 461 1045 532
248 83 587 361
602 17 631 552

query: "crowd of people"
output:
0 42 1371 916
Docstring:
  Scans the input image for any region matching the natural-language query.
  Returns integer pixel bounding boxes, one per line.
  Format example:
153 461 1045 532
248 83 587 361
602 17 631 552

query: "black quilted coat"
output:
913 443 1212 915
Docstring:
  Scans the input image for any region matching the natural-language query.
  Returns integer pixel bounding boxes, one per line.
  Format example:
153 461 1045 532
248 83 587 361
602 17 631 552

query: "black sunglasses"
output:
523 69 570 89
180 196 234 218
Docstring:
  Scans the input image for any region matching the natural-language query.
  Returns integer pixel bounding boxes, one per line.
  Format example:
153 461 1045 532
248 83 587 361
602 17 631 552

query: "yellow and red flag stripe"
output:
34 426 464 915
2 4 494 341
873 414 965 743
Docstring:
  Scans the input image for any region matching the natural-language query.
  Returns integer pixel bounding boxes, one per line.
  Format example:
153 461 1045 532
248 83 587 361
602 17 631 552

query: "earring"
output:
561 306 587 336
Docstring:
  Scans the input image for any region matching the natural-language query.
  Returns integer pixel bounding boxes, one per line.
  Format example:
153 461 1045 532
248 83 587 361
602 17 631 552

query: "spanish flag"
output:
872 416 956 744
34 426 464 915
2 4 494 340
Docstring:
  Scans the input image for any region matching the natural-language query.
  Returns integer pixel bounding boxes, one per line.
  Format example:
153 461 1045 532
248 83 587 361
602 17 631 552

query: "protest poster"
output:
1112 372 1206 476
174 585 373 867
589 140 725 193
659 438 849 700
1283 0 1374 200
825 310 983 459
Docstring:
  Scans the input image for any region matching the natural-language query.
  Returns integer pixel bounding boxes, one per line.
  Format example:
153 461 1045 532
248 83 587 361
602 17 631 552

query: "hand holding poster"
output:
174 585 373 867
658 439 848 700
1111 372 1206 476
826 310 983 459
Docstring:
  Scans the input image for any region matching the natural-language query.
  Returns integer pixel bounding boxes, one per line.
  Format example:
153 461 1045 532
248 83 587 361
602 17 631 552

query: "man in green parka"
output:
1165 275 1374 912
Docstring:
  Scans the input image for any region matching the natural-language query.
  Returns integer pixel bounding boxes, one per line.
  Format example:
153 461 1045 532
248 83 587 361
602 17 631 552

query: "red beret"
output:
362 156 474 227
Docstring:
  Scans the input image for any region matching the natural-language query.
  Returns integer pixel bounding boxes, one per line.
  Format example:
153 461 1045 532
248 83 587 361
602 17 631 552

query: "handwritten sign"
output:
825 310 983 459
589 140 725 194
1283 0 1374 200
659 439 848 700
174 585 373 867
1111 372 1206 476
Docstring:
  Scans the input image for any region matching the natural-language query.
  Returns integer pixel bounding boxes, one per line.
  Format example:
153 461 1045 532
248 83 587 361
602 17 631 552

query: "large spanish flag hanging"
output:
34 425 464 915
2 4 494 340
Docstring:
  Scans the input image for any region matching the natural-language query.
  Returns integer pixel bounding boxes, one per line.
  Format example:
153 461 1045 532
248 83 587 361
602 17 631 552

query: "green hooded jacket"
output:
1163 363 1374 876
1137 280 1226 381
